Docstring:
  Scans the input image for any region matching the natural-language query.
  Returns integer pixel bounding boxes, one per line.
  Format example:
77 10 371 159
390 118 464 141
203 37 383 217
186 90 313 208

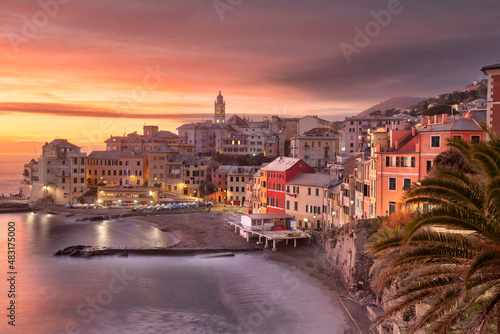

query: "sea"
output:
0 213 347 334
0 154 33 197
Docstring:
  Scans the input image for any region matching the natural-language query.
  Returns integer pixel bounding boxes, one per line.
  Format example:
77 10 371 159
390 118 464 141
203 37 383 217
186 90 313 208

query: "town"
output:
20 64 497 233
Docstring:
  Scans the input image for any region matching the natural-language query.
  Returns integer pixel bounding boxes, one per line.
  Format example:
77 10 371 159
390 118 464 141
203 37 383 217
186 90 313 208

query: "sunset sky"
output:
1 0 499 154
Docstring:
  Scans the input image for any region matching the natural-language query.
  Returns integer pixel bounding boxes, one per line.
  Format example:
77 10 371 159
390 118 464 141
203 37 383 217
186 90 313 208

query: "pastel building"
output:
87 151 147 187
290 135 336 172
29 139 88 205
374 113 485 216
284 173 338 230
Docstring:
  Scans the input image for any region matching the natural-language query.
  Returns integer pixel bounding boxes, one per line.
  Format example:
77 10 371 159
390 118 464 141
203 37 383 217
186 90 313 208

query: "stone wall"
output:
315 219 380 297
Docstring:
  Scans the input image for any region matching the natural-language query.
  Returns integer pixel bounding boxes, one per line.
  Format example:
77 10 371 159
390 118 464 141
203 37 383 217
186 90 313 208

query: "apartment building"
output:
29 139 87 205
290 135 336 172
374 113 484 216
87 151 147 187
259 157 315 214
343 116 413 154
285 173 337 230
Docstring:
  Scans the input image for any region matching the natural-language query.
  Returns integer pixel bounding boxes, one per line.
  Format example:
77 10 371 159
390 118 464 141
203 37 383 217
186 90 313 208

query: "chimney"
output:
411 127 416 136
422 117 428 126
442 113 448 124
466 112 474 121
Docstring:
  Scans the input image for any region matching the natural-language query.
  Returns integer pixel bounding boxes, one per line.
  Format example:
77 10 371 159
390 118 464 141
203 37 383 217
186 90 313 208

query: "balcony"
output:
324 155 329 159
304 154 309 158
304 144 309 148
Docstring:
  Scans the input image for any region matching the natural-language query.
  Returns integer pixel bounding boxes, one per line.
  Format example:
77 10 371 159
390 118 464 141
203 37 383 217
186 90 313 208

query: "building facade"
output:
29 139 88 205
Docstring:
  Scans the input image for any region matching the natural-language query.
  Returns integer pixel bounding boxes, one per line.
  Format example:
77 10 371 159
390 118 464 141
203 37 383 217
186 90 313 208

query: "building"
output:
226 166 260 206
258 157 315 214
298 116 331 135
147 145 180 187
285 173 338 230
373 113 485 216
105 125 183 152
289 135 336 172
29 139 88 205
343 116 412 154
87 151 147 187
481 63 500 134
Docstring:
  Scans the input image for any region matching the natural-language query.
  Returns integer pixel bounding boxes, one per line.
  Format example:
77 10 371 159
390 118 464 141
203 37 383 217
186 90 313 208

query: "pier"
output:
224 213 311 252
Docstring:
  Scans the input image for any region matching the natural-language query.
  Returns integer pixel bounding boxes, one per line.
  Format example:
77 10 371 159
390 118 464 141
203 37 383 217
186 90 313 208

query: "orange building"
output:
374 113 485 216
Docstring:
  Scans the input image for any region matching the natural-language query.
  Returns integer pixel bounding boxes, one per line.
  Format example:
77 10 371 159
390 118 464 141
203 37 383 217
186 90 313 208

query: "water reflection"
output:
0 213 346 334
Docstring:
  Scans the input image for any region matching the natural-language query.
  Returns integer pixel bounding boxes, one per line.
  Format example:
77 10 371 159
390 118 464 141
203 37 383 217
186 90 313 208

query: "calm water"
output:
0 154 32 196
0 213 346 334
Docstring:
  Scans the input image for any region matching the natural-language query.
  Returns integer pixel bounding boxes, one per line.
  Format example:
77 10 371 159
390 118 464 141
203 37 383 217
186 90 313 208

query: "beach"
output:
35 204 373 333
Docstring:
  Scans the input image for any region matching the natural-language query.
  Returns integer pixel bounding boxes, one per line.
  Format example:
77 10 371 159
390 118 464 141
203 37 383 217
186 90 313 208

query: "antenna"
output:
123 127 126 136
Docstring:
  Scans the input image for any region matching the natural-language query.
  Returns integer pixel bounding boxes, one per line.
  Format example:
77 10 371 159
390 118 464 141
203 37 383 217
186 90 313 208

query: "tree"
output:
368 127 500 333
432 148 474 174
370 110 382 117
199 181 216 197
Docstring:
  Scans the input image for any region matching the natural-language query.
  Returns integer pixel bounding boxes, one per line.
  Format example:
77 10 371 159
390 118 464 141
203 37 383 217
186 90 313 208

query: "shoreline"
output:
34 206 373 332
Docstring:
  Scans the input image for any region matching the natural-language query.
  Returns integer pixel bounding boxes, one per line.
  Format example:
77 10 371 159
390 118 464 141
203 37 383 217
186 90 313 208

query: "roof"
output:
471 111 487 124
44 139 80 149
149 145 177 153
153 131 177 138
287 173 337 187
248 131 269 137
244 213 293 220
226 115 249 127
291 135 336 140
261 157 304 172
481 63 500 73
88 151 146 159
420 118 482 132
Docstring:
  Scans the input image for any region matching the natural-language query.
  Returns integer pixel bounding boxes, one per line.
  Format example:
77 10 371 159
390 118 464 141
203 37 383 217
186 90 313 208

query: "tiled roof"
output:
44 139 80 149
261 157 303 172
420 118 482 132
87 151 146 159
287 173 337 187
481 63 500 73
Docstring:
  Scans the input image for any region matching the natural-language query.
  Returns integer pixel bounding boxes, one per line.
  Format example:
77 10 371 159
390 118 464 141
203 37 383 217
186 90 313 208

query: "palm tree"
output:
368 126 500 333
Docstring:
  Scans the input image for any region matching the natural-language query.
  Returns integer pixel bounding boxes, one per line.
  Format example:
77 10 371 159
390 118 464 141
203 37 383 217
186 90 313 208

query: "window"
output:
411 157 415 168
73 178 77 183
426 160 433 173
471 135 480 143
286 185 290 193
286 200 290 210
389 177 396 191
294 201 298 211
315 188 319 196
230 187 233 192
389 202 396 215
431 136 440 148
386 157 390 167
308 188 311 195
403 178 412 191
396 157 400 167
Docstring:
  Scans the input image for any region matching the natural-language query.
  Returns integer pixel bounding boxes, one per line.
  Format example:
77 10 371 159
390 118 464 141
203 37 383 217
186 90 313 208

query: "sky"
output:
0 0 499 154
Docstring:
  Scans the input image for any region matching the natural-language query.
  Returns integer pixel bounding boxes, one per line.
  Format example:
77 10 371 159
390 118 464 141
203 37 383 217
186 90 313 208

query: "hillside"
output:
357 96 427 117
408 79 487 115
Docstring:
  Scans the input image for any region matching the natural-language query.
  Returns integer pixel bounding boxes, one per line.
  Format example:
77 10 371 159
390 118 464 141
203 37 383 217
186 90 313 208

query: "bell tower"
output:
214 89 226 124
